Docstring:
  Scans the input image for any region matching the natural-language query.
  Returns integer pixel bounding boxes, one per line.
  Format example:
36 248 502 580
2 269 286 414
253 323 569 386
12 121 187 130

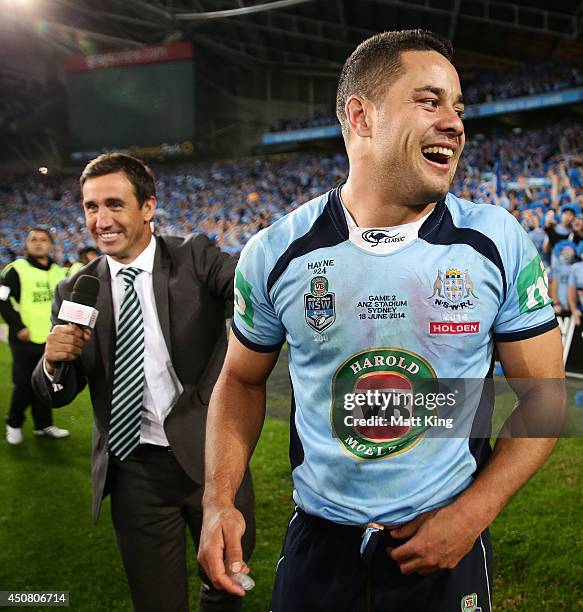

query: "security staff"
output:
1 227 69 445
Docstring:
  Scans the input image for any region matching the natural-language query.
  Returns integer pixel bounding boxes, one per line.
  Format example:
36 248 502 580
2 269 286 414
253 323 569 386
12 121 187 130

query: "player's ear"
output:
345 95 373 139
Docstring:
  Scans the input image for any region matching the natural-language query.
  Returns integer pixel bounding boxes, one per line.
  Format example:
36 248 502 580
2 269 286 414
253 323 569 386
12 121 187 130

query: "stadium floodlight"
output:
3 0 33 7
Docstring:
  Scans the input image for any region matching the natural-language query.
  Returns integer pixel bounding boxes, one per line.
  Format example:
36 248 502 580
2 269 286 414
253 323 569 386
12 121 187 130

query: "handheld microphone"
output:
53 275 100 384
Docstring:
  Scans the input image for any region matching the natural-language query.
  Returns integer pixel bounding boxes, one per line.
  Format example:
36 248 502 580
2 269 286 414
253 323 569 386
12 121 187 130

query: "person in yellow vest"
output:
0 227 69 445
67 246 99 277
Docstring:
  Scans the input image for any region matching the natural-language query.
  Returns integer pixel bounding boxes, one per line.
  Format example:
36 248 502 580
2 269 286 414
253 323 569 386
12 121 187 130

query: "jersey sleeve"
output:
492 215 557 342
231 232 286 353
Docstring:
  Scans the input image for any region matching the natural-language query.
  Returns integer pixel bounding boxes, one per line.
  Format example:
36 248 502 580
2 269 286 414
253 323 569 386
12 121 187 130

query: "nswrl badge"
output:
304 275 336 333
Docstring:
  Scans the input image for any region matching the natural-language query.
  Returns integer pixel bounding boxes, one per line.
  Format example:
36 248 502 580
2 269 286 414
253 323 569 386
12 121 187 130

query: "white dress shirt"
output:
106 235 183 446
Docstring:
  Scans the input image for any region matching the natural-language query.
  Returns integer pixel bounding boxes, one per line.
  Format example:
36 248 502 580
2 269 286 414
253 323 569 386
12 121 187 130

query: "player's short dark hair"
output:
336 29 454 139
80 153 156 208
28 227 54 244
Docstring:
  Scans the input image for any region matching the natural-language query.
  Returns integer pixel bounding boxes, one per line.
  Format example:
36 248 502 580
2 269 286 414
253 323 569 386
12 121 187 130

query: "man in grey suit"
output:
32 153 254 612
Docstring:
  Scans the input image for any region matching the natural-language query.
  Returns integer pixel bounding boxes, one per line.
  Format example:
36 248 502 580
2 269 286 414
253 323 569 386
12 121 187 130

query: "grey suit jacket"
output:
32 234 252 522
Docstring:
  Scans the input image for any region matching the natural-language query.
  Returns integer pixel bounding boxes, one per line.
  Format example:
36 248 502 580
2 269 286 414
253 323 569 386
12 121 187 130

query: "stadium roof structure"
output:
3 0 583 77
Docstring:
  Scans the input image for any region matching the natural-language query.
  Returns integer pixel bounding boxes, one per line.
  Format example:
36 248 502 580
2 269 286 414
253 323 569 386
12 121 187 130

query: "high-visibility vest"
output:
2 259 66 344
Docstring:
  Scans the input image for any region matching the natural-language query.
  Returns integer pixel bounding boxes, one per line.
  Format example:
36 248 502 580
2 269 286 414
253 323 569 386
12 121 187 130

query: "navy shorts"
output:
270 508 492 612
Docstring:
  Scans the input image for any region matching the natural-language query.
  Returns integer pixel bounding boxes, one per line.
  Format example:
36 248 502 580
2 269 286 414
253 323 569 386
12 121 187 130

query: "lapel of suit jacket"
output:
94 257 114 389
153 236 172 358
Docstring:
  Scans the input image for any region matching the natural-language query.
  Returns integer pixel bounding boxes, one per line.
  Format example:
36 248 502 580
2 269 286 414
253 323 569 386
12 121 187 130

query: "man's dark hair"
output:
28 227 54 244
80 153 156 207
336 29 454 139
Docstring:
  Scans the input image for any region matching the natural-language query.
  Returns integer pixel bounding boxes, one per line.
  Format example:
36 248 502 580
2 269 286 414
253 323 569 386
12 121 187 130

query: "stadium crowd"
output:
460 61 582 105
1 122 582 316
268 61 583 132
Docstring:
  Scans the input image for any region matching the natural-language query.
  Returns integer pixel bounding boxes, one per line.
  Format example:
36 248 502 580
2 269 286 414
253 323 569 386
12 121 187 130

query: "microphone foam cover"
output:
70 275 100 307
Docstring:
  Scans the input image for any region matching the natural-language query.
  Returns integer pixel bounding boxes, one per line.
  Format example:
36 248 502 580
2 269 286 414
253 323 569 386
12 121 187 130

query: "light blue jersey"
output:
233 187 556 526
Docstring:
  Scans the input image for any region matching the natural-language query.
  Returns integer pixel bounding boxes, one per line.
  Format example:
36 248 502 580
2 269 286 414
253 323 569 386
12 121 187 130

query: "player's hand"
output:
16 327 30 342
197 501 249 597
572 310 582 326
387 506 481 576
44 324 92 374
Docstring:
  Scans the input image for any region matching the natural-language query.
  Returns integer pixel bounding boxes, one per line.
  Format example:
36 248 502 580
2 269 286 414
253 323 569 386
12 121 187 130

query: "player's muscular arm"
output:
390 328 565 575
461 327 565 517
198 335 280 596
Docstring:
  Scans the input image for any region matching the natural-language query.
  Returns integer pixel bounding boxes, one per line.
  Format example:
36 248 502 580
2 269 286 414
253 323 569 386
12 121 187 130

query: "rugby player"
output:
198 29 565 612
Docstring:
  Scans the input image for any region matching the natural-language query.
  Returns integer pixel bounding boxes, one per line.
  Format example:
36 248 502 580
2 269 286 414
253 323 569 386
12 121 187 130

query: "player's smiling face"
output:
82 171 155 264
371 50 465 205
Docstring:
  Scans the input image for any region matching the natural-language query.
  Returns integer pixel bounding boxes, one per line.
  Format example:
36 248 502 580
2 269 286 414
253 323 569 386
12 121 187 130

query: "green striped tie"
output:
108 267 145 460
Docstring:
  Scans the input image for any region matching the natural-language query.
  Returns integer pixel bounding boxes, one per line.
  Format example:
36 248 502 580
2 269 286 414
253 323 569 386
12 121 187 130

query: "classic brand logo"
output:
331 348 437 460
305 276 335 333
428 267 479 310
361 230 406 247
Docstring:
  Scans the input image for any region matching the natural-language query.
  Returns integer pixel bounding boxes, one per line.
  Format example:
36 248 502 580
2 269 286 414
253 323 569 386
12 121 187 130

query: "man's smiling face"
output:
82 171 155 264
369 50 465 206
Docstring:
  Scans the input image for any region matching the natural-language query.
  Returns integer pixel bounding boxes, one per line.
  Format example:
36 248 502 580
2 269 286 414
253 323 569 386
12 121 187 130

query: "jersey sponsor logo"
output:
310 275 328 296
428 267 478 310
234 268 255 328
305 276 336 333
331 348 437 460
461 593 481 612
361 230 406 247
429 321 480 335
517 256 551 314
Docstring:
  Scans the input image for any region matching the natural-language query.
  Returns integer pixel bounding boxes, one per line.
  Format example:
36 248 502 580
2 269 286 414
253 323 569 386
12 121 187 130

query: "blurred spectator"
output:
549 242 577 314
527 214 546 256
568 259 583 326
568 216 583 246
545 208 575 248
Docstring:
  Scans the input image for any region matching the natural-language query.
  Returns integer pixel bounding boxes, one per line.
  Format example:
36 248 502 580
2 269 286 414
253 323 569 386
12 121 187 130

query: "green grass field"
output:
0 341 581 611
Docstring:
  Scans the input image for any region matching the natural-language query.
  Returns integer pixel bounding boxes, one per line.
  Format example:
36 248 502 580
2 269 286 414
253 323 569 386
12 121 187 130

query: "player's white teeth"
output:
100 232 119 239
421 146 454 158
